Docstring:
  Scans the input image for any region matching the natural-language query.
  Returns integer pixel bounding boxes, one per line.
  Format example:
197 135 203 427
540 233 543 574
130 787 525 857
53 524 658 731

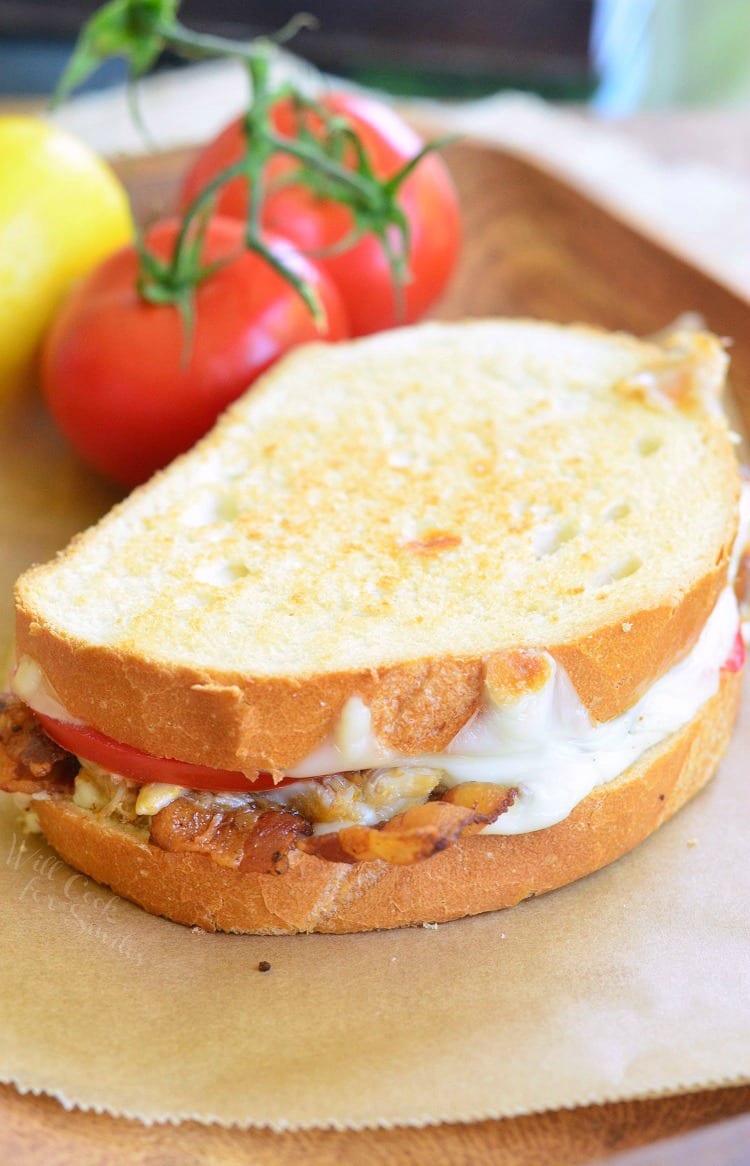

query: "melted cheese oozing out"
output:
11 657 84 724
10 588 742 836
281 584 740 834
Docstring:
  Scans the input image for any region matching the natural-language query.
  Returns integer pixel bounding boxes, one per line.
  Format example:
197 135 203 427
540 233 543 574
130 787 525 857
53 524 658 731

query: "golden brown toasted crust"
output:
30 670 741 934
552 563 729 720
15 560 729 772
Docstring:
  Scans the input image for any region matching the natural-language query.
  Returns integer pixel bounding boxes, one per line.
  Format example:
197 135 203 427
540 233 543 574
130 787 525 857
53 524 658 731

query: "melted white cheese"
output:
281 584 740 834
11 657 84 724
11 589 742 836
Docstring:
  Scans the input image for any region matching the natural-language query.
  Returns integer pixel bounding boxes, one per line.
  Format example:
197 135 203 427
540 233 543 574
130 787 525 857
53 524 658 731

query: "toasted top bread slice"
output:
15 320 739 771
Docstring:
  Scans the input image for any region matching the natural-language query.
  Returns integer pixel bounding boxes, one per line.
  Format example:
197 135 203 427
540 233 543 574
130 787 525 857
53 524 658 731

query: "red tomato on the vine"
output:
180 93 461 336
41 217 349 487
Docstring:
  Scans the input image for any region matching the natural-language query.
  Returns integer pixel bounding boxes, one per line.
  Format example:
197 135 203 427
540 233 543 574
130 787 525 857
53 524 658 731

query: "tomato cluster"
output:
181 93 461 338
42 94 460 487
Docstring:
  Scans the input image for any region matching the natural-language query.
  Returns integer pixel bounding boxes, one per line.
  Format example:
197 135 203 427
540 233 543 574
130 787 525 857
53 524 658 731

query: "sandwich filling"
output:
3 486 749 871
2 580 747 869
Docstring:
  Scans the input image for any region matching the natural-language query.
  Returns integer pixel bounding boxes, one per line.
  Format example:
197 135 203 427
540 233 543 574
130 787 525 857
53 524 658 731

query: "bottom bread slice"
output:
33 671 741 934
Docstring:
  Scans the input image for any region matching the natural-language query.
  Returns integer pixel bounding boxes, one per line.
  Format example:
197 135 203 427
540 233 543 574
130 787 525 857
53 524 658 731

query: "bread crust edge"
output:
15 558 731 772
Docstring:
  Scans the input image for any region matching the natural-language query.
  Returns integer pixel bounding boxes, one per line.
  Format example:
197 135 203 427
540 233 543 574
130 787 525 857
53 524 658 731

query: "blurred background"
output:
1 0 750 114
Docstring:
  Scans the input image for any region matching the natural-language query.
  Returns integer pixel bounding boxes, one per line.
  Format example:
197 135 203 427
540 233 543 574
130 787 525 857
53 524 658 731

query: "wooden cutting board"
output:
1 139 749 1164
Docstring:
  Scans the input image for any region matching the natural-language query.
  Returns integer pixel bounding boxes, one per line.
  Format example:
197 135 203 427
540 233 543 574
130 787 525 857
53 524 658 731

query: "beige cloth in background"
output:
50 58 750 303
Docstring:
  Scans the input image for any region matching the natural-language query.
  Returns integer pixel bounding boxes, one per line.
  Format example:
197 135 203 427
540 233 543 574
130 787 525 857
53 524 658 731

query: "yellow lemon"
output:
0 116 133 398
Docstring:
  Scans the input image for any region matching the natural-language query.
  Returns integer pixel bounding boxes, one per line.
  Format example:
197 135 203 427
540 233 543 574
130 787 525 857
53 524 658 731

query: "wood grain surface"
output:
2 1081 750 1166
2 139 749 1164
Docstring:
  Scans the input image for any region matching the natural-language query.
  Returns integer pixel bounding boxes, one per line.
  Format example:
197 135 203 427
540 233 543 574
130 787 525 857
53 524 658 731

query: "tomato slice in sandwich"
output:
35 713 295 792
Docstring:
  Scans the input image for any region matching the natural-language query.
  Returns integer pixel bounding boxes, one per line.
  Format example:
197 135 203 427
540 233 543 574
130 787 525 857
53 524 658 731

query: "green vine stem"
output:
56 0 449 326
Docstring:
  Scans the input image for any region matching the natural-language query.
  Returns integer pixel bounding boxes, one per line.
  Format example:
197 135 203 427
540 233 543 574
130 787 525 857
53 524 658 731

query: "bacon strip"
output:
300 783 517 865
149 797 312 875
0 693 79 794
